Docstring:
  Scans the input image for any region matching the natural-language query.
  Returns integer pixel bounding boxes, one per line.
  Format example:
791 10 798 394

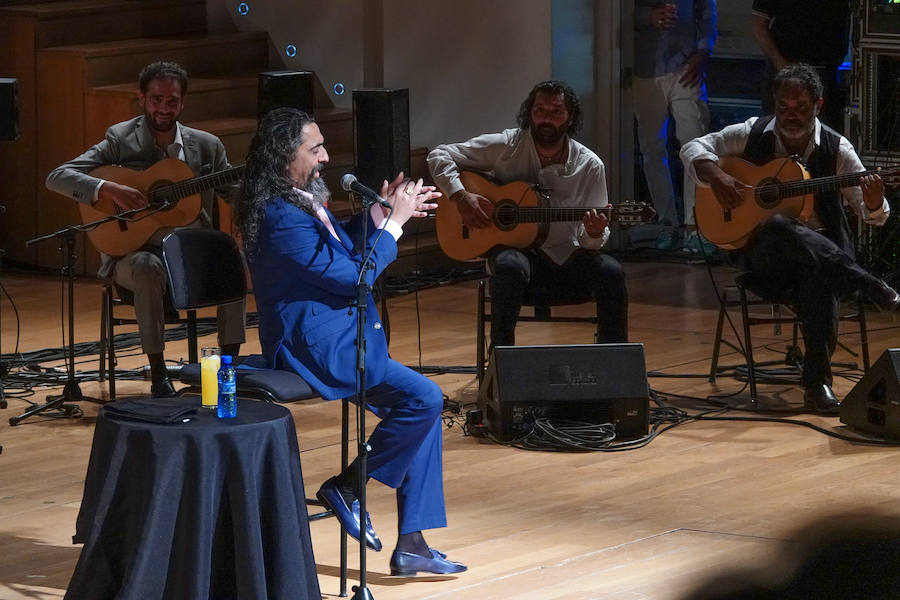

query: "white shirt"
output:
680 116 890 228
428 128 611 265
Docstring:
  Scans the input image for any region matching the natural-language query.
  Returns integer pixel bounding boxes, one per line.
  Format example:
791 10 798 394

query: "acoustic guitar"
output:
694 157 900 250
79 158 244 256
436 171 656 261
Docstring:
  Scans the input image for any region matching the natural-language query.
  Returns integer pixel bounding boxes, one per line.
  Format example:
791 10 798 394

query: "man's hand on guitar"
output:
582 209 609 237
860 173 885 211
696 159 750 210
450 189 493 228
99 181 147 211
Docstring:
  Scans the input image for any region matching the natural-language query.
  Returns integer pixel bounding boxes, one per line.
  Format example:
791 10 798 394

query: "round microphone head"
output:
340 173 357 191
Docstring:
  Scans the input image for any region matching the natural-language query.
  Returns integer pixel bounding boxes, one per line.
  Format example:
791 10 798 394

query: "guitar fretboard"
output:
505 206 615 223
150 165 246 202
771 168 895 199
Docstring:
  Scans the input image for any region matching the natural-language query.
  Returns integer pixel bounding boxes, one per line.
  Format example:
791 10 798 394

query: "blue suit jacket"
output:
249 197 397 400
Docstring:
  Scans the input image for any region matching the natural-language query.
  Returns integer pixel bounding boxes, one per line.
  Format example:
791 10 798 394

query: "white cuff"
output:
370 204 403 241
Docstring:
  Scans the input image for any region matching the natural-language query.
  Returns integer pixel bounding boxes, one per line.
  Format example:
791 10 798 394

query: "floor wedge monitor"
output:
840 348 900 439
478 343 650 441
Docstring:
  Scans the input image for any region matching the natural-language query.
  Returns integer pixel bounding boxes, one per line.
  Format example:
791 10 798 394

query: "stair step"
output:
0 0 206 48
42 31 271 87
90 74 260 124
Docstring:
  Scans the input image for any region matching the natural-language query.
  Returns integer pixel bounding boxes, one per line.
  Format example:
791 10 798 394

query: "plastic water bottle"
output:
217 355 237 419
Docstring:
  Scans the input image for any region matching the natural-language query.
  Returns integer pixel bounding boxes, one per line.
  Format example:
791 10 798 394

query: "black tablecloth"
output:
65 397 320 600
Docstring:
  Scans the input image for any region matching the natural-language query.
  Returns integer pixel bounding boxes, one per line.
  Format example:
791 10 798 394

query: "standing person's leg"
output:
670 73 710 231
634 74 680 242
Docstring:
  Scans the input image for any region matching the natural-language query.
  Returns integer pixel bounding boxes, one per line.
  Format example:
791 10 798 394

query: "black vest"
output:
742 115 854 259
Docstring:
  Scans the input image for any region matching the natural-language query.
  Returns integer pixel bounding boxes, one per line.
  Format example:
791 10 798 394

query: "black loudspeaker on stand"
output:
352 88 409 190
258 70 314 119
840 348 900 439
478 343 651 440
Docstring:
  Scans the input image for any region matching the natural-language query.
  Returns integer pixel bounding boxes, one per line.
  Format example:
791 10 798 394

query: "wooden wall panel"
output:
0 15 39 265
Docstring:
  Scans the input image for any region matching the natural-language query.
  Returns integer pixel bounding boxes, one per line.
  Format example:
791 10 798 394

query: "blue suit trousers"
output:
352 360 447 534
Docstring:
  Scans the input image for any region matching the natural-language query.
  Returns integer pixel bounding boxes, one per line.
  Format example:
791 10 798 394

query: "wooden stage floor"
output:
1 260 898 599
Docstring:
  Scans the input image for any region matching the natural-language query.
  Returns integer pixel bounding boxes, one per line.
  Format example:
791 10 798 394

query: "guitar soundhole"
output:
755 178 781 209
148 180 175 210
494 201 518 231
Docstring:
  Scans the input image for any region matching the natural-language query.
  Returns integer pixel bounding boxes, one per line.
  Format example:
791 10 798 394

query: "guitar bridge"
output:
462 225 470 239
724 208 732 223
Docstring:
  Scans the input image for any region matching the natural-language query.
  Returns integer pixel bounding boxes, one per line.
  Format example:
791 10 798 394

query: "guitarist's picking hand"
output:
698 162 748 210
582 209 609 238
451 190 493 228
99 181 147 211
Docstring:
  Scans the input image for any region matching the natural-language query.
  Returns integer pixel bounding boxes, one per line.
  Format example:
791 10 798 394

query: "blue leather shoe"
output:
389 548 467 576
316 478 382 551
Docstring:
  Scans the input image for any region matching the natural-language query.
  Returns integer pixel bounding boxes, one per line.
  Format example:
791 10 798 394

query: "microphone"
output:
341 173 392 210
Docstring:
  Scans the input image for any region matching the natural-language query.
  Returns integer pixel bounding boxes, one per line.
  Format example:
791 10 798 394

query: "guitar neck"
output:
511 205 614 223
152 165 246 202
778 169 879 199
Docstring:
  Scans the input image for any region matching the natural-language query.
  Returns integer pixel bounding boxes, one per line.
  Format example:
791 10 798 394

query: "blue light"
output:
237 2 249 15
285 44 297 58
333 82 345 95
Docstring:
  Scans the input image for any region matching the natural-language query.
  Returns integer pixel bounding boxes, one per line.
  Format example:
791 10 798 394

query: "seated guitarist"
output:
427 80 628 347
46 61 245 397
680 63 899 413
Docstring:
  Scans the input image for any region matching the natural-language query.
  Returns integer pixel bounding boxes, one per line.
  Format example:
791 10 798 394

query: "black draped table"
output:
65 397 321 600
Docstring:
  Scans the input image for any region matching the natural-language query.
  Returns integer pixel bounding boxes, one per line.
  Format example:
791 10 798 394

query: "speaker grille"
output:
352 88 410 190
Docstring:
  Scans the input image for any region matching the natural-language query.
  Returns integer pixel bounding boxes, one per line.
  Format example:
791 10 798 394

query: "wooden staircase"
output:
0 0 442 277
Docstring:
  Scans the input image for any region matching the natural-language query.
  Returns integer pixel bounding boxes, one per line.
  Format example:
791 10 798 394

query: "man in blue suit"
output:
236 107 466 577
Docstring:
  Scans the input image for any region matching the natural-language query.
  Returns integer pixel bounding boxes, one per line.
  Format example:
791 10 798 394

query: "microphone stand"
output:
350 195 382 600
10 206 157 425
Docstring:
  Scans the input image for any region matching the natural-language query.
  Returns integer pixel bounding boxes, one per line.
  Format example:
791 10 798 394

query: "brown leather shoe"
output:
803 384 838 416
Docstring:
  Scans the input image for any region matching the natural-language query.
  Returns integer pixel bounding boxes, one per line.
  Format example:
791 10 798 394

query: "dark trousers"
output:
488 247 628 347
737 215 876 388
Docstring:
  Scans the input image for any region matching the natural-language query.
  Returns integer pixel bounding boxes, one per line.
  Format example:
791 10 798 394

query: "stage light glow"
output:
333 82 345 95
237 2 249 15
285 44 297 58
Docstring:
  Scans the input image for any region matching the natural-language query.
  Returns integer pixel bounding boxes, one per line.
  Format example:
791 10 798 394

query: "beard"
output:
145 110 177 133
291 166 331 213
531 123 567 146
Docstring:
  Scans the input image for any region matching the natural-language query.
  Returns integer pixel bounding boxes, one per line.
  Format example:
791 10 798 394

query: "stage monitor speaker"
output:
478 343 650 441
840 348 900 439
0 78 20 141
352 88 409 190
258 70 314 119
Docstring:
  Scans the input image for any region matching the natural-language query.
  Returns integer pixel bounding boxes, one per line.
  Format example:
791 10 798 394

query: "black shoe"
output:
150 377 177 398
868 280 900 313
803 384 838 416
389 548 467 576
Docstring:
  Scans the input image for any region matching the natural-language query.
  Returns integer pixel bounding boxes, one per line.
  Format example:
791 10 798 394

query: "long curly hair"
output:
236 107 316 254
515 80 583 136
